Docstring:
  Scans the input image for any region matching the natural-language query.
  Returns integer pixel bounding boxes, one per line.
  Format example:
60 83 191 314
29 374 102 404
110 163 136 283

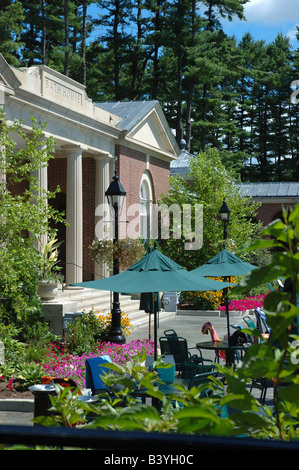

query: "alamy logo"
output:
95 202 203 250
290 340 299 365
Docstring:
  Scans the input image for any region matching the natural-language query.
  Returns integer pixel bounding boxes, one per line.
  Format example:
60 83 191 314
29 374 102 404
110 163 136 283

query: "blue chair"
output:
85 355 113 395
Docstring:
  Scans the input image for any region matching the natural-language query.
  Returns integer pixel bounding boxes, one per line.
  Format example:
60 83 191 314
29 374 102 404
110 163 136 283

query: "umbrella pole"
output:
154 293 158 361
224 280 232 366
149 312 151 340
225 293 230 346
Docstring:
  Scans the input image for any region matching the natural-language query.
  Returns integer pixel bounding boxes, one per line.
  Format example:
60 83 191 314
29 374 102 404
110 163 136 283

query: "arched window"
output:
140 172 153 239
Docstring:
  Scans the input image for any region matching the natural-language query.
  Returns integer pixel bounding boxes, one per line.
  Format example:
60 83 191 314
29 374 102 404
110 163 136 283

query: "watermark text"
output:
95 202 203 251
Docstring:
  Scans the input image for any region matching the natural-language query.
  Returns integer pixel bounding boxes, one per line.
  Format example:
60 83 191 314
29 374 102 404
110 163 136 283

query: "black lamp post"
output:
105 170 126 344
219 198 230 243
219 198 231 350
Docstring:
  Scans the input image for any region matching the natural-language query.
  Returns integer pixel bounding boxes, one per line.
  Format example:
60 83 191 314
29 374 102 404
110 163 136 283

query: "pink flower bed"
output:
42 339 154 388
219 294 266 312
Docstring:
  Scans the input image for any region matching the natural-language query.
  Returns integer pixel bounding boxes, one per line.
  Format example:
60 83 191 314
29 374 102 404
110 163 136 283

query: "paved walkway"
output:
0 410 34 426
129 311 235 361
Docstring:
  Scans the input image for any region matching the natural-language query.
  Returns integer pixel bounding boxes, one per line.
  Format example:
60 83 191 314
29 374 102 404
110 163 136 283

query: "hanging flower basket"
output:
89 238 145 271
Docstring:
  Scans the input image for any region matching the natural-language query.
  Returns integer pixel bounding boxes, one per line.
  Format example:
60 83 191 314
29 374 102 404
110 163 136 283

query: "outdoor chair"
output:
243 312 273 403
188 370 218 393
187 371 228 417
242 314 260 343
243 315 256 330
250 377 273 404
85 355 113 395
159 335 214 379
163 329 178 337
85 355 125 396
254 307 271 335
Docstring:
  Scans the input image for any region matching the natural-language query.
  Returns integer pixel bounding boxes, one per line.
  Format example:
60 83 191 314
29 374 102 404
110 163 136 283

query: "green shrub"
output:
66 313 99 355
15 362 44 389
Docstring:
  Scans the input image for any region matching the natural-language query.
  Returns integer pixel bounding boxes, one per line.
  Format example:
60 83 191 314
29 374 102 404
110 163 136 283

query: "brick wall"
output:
116 145 170 239
82 157 96 280
149 155 170 202
257 202 295 226
48 158 67 193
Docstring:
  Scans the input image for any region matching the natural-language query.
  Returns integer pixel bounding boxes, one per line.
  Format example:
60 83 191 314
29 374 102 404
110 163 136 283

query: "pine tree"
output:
93 0 132 100
0 0 24 66
266 34 295 180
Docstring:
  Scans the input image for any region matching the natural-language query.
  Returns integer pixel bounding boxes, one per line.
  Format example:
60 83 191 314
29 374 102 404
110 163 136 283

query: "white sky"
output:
244 0 299 25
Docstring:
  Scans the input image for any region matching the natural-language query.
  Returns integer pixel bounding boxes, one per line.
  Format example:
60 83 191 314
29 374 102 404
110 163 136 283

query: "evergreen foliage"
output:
0 0 298 181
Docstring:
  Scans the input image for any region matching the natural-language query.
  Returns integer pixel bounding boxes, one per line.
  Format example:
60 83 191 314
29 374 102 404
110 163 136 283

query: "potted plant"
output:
37 235 63 301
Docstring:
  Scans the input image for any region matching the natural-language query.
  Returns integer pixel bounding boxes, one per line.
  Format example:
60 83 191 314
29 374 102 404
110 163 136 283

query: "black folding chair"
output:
159 335 213 379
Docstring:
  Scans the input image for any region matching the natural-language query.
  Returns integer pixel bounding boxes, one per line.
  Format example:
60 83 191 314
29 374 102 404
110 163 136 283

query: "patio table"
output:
196 340 250 367
29 384 56 424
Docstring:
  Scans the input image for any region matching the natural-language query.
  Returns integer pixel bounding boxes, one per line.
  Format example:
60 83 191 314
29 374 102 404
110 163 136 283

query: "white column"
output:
65 146 83 284
33 145 48 250
34 146 48 195
94 155 112 279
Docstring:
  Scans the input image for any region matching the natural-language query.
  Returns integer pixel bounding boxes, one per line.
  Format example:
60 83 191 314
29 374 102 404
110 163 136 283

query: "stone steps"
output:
55 286 176 329
57 286 141 315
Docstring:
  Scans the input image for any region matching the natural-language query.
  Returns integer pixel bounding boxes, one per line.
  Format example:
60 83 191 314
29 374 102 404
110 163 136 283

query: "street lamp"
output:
219 198 230 242
105 170 126 344
219 198 231 350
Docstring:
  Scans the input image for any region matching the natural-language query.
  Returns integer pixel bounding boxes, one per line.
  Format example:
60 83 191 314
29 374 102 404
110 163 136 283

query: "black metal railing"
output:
0 425 299 451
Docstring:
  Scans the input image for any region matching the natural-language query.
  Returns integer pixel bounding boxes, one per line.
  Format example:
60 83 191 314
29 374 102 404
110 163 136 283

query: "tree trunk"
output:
64 0 69 77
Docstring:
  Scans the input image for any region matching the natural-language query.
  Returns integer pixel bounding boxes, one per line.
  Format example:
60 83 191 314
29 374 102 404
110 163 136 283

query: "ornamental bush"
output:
66 309 133 355
179 277 237 310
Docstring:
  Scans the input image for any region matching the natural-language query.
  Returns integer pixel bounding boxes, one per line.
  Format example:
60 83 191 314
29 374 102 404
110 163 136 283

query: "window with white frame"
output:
139 172 153 239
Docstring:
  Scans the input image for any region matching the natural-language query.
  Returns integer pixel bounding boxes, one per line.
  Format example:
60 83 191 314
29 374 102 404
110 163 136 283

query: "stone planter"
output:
177 309 255 317
177 309 220 316
38 281 59 301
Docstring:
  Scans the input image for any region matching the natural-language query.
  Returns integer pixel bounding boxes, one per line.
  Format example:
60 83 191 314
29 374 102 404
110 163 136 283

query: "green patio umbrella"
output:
72 247 233 358
191 248 257 345
190 248 257 278
73 248 233 293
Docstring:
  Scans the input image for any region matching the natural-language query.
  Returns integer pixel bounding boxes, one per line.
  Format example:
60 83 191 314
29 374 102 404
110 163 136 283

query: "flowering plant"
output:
89 237 145 271
42 339 154 388
179 277 237 310
219 294 266 312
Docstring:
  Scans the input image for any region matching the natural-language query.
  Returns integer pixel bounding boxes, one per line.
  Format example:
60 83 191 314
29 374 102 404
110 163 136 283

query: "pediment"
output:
126 107 179 158
97 101 179 160
0 54 21 90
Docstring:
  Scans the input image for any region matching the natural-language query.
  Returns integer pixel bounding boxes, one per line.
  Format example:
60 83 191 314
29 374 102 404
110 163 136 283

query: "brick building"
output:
171 140 299 228
0 54 179 284
235 182 299 227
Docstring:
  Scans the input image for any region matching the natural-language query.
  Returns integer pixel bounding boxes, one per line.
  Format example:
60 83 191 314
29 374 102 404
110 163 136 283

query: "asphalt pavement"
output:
129 311 235 361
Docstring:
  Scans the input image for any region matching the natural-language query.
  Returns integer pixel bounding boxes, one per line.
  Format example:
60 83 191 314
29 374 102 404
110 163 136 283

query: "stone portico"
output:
0 54 179 286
